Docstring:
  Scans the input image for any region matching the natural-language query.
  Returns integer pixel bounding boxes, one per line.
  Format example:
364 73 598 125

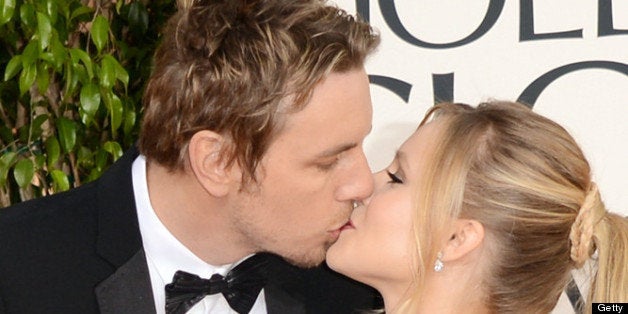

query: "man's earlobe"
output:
188 131 237 197
441 219 485 262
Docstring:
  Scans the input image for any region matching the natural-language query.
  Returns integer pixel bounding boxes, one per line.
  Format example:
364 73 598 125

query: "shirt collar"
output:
132 155 235 283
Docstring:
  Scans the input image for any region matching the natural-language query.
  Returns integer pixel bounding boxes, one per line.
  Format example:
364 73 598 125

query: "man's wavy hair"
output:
139 0 379 183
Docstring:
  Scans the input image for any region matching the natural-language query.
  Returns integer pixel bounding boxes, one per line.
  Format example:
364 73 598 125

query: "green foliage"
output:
1 0 176 206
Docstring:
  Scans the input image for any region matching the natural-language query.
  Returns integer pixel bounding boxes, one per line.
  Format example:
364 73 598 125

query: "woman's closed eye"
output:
387 171 403 184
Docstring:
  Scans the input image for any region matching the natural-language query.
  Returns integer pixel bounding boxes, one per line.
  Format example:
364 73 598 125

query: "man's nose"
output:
336 151 374 202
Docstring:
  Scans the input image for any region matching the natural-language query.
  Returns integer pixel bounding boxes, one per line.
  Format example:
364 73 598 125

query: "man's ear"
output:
440 219 485 262
188 130 240 197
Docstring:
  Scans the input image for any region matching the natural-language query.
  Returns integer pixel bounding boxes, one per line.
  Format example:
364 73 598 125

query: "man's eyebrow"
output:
315 143 358 159
313 125 370 159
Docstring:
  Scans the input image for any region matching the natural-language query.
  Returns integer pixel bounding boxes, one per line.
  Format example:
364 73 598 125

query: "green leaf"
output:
31 113 49 139
56 117 76 153
0 152 18 187
39 52 54 64
69 48 93 79
114 60 128 89
123 104 136 135
50 169 69 191
3 55 22 81
128 1 148 35
36 62 49 93
103 141 122 161
72 63 88 85
34 153 45 169
36 12 52 50
103 91 123 137
79 83 100 123
19 3 36 29
22 41 39 67
102 54 128 89
45 0 57 24
90 15 109 52
110 94 123 135
13 158 34 188
0 0 16 26
50 37 66 70
63 60 78 96
86 167 102 182
94 148 107 171
99 55 115 89
18 63 36 96
45 136 60 166
77 146 92 168
0 152 17 166
58 0 69 20
70 5 92 22
17 124 29 143
0 124 13 144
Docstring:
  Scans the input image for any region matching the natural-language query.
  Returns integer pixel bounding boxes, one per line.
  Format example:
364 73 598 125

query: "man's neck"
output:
145 161 254 265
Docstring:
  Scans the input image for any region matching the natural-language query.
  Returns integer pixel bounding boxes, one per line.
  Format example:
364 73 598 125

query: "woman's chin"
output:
325 239 349 273
325 243 340 269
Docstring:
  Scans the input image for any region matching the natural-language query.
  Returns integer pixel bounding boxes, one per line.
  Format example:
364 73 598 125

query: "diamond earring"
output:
434 252 444 272
351 200 360 209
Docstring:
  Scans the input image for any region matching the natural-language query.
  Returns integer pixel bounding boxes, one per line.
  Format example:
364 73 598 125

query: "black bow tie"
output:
165 254 270 314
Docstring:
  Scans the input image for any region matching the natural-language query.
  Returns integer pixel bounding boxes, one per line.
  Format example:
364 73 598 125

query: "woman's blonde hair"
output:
400 101 627 313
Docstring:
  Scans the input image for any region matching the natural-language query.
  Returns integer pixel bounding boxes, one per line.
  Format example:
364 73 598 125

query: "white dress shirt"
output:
132 155 267 314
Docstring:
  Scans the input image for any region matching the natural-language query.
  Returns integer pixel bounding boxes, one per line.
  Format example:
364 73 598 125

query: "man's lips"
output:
329 220 355 237
339 220 354 231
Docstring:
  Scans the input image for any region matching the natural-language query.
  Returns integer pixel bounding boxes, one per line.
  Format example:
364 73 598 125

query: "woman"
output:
327 101 627 313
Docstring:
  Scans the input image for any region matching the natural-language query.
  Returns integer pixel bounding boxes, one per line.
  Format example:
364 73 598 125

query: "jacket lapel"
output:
95 249 157 314
264 285 306 314
92 146 156 313
95 146 142 266
263 254 307 314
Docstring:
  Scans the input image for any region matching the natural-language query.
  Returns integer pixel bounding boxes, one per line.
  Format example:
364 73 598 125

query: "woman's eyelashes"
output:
387 171 403 184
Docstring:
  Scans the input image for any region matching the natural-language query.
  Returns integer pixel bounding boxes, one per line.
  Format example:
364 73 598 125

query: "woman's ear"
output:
440 219 485 262
188 130 240 197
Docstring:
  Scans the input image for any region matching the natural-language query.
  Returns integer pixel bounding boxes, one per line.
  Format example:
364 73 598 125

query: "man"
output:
0 0 380 313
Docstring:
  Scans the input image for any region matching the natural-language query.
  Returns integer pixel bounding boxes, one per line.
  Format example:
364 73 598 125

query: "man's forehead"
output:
264 68 372 158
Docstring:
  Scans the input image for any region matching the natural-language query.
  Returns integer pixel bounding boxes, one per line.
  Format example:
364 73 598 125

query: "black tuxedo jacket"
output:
0 147 380 313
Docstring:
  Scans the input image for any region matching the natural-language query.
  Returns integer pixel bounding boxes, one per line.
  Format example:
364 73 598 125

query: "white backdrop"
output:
332 1 627 312
332 0 627 215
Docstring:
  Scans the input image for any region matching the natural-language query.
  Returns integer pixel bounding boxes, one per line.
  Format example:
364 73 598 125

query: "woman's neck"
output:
410 295 490 314
381 272 491 314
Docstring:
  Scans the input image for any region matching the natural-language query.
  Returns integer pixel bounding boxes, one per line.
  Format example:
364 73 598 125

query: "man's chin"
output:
275 247 329 268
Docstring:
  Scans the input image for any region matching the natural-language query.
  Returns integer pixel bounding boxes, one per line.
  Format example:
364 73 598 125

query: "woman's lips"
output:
329 220 355 239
